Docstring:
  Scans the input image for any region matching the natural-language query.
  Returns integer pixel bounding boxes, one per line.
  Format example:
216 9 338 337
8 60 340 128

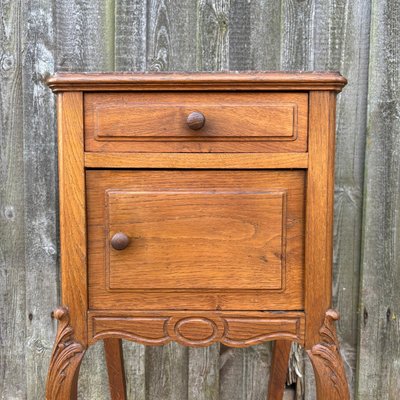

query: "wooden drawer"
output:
85 92 308 153
87 170 305 310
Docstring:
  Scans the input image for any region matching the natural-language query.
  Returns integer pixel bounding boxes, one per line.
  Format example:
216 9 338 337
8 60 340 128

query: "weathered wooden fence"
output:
0 0 399 399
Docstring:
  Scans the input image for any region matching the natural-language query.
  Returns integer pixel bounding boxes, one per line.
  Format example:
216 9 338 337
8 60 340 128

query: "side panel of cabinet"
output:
305 91 337 348
58 92 87 343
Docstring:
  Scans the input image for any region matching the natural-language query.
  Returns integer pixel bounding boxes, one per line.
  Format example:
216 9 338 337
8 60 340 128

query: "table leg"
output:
267 340 291 400
307 310 350 400
46 307 85 400
104 338 127 400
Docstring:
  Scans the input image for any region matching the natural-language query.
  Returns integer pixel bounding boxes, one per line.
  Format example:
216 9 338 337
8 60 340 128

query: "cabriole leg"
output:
46 307 86 400
307 309 350 400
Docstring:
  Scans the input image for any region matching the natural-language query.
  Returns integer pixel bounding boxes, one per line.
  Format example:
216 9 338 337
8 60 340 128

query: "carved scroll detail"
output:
307 309 350 400
46 307 85 400
89 311 305 347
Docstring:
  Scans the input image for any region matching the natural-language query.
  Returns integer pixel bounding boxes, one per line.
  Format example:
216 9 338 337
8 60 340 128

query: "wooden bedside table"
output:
45 72 349 400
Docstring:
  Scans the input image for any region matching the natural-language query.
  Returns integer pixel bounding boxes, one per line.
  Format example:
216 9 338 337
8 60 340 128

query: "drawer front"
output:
85 92 308 153
87 170 305 310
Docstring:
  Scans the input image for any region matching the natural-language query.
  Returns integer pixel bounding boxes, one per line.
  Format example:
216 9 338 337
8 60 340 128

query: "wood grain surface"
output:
84 91 308 153
105 190 285 291
54 2 113 397
88 311 305 348
87 169 305 311
84 152 309 169
307 310 350 400
304 2 372 397
23 1 58 398
57 92 87 344
305 91 336 348
0 2 26 398
46 307 85 400
268 340 292 399
104 338 127 400
357 1 400 398
48 71 346 92
0 0 396 399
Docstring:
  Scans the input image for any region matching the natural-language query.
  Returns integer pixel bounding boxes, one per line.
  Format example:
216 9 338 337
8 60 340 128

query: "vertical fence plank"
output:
145 1 200 399
280 0 313 71
55 0 114 72
22 0 57 399
196 0 229 71
279 4 314 395
219 2 281 399
121 342 146 400
189 2 229 398
226 1 313 398
115 0 147 72
228 0 251 71
55 2 114 399
220 345 273 400
249 0 282 70
167 1 198 71
357 0 400 399
0 1 26 398
114 1 148 397
301 1 372 399
188 345 220 400
145 343 189 400
147 0 171 71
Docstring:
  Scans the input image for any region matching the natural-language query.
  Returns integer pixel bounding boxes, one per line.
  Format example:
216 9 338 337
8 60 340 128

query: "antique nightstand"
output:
45 72 349 400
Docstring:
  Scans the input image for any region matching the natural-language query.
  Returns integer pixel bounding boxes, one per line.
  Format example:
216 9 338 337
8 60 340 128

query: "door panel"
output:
106 190 285 290
87 170 305 310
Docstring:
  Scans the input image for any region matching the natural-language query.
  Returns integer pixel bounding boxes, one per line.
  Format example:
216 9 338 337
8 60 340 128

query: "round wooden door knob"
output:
187 111 205 130
110 232 130 250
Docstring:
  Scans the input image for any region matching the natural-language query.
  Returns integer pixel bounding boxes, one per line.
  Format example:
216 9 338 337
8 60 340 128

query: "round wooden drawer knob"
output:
111 232 130 250
187 111 205 130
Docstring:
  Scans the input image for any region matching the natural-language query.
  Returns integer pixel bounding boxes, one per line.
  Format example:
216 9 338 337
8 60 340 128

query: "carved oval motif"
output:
174 317 218 345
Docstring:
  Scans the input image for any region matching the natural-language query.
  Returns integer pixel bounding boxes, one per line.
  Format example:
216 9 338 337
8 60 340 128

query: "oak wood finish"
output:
307 310 350 400
1 0 379 397
86 170 305 310
85 92 308 153
267 340 292 400
107 189 285 290
46 308 85 400
104 339 127 400
84 152 309 169
88 311 305 347
47 71 347 92
304 91 336 347
45 72 349 400
57 92 87 344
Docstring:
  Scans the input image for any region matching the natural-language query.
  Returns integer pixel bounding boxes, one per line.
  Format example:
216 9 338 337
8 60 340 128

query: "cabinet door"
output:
87 170 305 310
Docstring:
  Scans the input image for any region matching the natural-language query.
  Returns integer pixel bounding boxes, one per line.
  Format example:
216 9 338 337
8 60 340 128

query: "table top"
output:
47 71 347 92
